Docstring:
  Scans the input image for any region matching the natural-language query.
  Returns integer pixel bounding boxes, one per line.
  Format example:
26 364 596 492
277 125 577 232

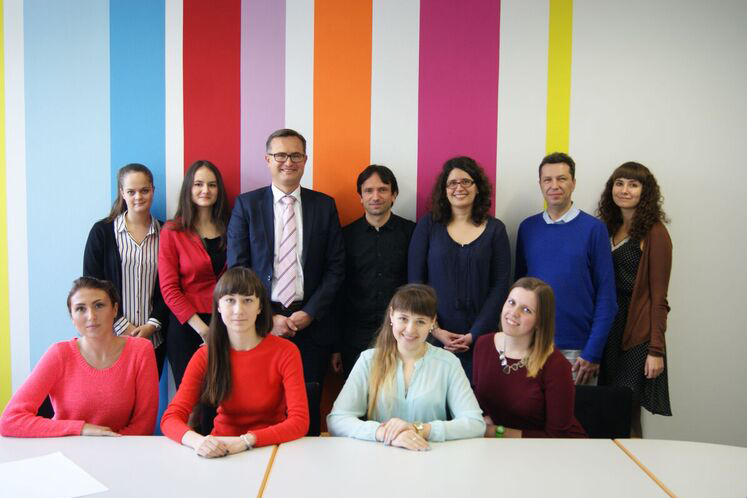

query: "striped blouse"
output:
114 213 163 347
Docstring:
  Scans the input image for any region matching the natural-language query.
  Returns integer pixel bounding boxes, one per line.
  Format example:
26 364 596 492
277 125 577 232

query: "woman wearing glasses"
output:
408 156 511 378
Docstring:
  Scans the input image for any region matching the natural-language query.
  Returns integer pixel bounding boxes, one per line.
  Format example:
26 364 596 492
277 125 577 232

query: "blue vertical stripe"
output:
24 0 111 364
110 0 166 221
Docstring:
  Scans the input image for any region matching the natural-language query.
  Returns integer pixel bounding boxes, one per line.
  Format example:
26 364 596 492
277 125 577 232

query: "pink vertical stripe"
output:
416 0 501 218
241 0 286 191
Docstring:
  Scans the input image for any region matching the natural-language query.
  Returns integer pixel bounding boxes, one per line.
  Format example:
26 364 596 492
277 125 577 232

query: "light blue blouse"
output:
327 344 485 442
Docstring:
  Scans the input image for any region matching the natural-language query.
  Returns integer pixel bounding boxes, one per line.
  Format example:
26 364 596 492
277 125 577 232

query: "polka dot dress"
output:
599 238 672 416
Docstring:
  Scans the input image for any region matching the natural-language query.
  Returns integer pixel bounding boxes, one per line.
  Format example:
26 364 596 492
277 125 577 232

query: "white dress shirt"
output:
542 203 581 224
270 184 304 303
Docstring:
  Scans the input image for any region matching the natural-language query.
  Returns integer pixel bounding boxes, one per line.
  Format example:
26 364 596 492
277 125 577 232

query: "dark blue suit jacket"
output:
227 186 345 345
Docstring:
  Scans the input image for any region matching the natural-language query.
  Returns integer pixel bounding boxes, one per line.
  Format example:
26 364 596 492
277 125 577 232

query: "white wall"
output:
570 0 747 446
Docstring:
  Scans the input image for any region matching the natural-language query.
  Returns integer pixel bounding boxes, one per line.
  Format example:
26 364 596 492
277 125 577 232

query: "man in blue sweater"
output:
515 152 617 385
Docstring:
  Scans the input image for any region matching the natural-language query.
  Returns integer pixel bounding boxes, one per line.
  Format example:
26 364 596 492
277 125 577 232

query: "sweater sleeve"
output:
160 348 207 442
522 354 583 438
158 228 198 324
646 224 672 356
250 343 309 446
514 221 528 281
0 345 85 437
326 352 381 441
469 220 511 338
83 222 106 280
407 216 431 284
119 341 159 435
581 222 618 363
428 355 485 442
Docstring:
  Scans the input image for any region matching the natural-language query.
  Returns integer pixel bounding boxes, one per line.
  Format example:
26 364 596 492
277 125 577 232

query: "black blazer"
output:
83 218 169 328
227 186 345 345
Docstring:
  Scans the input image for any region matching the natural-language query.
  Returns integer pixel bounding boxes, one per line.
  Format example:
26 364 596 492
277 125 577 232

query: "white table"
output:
616 439 747 498
262 437 666 497
0 436 275 497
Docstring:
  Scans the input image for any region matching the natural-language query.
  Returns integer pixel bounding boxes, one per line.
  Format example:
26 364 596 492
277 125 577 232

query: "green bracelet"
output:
494 425 505 438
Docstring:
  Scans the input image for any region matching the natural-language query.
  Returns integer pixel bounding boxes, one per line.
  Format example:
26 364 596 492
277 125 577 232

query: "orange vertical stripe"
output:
313 0 372 226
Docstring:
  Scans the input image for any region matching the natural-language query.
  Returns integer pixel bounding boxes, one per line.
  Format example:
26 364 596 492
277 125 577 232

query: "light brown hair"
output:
507 277 556 377
367 284 437 418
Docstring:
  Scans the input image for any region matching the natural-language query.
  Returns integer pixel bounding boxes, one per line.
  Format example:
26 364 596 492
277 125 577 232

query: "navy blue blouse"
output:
408 213 511 341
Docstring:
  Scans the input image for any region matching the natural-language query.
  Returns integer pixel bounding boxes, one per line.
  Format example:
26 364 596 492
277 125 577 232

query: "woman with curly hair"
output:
597 161 672 435
408 157 511 378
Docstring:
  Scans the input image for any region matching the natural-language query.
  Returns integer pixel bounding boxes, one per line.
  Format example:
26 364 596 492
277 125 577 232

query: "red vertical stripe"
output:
416 0 501 218
183 0 242 204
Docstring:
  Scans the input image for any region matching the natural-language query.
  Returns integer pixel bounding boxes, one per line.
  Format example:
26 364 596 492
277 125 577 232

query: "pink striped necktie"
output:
276 195 298 308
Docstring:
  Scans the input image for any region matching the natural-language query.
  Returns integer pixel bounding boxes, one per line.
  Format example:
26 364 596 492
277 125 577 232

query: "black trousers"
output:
340 344 365 379
271 301 329 436
166 311 211 388
154 341 167 380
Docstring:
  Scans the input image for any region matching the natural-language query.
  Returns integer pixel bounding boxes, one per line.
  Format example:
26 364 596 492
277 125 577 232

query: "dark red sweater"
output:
473 333 586 438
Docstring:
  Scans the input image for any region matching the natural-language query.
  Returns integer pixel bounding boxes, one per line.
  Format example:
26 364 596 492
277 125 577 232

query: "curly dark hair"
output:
429 156 492 225
597 161 669 241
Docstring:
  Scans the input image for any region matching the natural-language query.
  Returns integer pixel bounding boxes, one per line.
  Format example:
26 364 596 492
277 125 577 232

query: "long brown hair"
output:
201 267 272 406
367 284 437 418
597 161 668 241
506 277 556 378
169 160 230 247
105 163 154 222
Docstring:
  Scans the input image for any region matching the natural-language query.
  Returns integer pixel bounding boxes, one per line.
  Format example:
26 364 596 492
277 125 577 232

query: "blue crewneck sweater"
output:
515 211 617 363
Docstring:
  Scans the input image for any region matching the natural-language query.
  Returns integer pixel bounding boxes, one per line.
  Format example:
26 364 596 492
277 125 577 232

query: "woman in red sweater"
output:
472 277 586 438
159 160 230 388
0 277 158 437
161 267 309 457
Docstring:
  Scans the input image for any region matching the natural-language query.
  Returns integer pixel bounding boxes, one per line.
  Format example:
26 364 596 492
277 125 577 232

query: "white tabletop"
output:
263 437 666 498
616 439 747 498
0 435 275 498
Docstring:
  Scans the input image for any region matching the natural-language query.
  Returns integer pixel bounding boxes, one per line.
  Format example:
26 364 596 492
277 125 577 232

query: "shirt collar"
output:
364 213 395 232
271 184 302 205
115 212 159 235
543 204 580 224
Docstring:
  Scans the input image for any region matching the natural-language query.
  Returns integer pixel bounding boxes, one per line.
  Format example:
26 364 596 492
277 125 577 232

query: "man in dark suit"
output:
227 129 345 400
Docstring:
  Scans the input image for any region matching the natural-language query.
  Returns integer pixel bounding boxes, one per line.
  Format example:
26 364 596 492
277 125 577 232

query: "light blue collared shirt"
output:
327 344 485 442
542 203 580 224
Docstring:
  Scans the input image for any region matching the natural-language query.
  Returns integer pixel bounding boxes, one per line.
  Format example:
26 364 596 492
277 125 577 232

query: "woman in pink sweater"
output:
161 267 309 458
0 277 158 437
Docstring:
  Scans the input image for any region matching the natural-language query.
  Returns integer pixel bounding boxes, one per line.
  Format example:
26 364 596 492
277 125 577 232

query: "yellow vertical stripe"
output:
546 0 573 153
0 0 11 411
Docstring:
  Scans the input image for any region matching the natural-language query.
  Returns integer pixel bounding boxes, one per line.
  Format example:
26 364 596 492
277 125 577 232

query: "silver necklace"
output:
498 344 526 374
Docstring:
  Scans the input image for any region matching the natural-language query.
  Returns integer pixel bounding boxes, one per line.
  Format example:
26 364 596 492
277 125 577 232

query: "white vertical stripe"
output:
165 0 184 218
370 0 420 223
285 0 314 189
4 0 30 389
495 0 549 243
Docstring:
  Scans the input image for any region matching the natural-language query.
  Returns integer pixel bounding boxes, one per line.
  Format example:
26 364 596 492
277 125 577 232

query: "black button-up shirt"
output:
340 213 415 349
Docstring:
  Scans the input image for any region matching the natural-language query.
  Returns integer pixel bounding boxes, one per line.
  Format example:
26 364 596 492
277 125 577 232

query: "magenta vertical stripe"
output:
241 0 286 191
416 0 501 218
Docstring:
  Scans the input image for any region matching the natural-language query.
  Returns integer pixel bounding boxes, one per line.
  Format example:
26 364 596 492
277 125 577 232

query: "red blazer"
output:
158 223 225 324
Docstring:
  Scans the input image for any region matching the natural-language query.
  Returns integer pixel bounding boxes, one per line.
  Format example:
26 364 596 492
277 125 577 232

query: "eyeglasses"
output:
446 178 475 190
268 152 306 163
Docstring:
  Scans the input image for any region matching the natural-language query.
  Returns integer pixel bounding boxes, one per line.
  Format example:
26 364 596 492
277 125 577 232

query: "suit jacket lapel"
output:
301 188 312 268
262 186 274 251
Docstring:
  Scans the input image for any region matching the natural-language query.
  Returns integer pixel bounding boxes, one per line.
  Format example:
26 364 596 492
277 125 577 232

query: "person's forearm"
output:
181 430 204 449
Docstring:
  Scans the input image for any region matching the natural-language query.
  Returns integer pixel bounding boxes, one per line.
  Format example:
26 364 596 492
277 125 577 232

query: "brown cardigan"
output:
622 222 672 356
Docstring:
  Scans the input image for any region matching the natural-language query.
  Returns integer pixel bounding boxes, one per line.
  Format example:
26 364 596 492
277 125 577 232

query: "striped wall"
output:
0 0 568 409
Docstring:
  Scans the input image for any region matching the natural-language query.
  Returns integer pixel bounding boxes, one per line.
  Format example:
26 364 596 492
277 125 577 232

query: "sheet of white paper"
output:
0 451 108 498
